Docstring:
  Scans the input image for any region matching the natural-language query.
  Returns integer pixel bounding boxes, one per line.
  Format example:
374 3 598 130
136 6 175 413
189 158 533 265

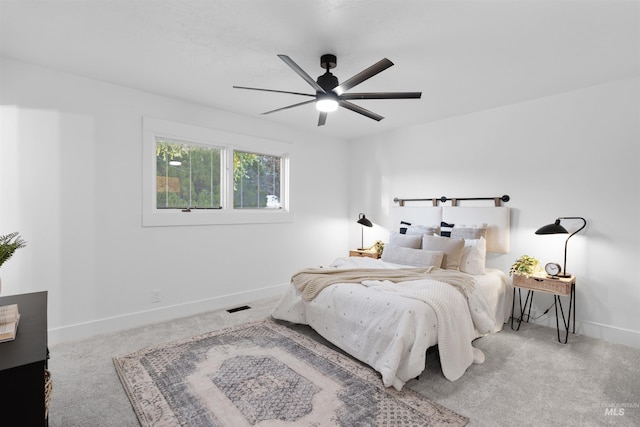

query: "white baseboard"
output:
579 320 640 349
47 283 289 346
528 315 640 349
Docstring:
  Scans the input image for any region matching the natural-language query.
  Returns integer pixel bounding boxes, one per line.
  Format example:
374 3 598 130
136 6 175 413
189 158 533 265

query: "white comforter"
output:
271 257 512 390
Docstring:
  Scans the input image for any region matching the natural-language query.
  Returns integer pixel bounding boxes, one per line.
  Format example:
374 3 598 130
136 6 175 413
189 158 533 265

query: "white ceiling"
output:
1 0 638 140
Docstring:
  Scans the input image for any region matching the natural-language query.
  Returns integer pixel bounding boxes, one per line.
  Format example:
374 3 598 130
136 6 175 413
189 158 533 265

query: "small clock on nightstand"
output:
544 262 562 277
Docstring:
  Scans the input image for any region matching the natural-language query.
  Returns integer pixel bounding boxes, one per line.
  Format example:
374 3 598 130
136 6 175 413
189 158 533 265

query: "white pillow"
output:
422 234 465 270
382 246 444 268
460 236 487 275
388 232 422 249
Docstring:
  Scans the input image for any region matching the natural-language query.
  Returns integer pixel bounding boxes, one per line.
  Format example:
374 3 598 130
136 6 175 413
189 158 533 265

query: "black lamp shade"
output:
535 219 568 235
535 217 586 278
357 214 373 227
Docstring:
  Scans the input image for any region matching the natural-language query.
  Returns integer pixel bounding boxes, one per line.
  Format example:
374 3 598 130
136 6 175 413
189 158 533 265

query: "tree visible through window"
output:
144 117 291 226
156 138 222 209
234 150 282 209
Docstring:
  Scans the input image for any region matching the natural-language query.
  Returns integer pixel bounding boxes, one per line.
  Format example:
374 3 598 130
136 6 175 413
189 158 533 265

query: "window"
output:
156 138 222 210
143 117 292 226
234 150 282 209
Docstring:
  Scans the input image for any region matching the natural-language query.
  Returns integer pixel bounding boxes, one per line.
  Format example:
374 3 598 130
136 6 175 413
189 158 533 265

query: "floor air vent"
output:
226 305 251 313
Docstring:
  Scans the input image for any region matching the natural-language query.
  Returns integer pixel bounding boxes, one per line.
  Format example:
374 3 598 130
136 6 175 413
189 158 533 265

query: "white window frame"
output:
142 117 292 227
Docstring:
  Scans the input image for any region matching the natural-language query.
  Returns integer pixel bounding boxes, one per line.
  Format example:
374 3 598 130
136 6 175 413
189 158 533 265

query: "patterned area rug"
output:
113 319 468 426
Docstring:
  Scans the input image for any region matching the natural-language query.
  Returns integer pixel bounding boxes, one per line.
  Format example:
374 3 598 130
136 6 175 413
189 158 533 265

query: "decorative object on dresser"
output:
356 213 373 250
0 232 26 268
0 231 27 294
114 319 468 427
535 216 587 278
511 273 576 343
0 303 20 342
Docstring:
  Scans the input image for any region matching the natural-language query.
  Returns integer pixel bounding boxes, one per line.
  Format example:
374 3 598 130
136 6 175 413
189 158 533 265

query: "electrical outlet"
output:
151 290 162 303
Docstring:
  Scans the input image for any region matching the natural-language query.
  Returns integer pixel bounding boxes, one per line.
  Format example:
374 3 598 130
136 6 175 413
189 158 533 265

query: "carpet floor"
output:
48 296 640 426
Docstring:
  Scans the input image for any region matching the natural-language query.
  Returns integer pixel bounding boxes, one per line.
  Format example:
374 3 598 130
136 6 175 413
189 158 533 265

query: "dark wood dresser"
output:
0 291 49 426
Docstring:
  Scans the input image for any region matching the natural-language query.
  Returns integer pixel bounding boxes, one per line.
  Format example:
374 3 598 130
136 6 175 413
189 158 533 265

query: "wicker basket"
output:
512 274 574 296
45 368 52 418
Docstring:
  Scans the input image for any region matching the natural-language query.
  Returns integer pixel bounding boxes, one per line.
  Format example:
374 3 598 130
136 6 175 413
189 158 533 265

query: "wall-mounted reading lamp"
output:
357 213 373 250
535 217 586 278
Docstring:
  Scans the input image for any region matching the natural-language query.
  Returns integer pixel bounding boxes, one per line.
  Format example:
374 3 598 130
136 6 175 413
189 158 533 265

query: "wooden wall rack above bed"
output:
393 195 510 207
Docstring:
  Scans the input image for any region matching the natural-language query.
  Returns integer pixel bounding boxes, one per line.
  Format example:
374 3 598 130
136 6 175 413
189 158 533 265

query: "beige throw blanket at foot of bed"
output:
291 267 434 301
291 266 479 301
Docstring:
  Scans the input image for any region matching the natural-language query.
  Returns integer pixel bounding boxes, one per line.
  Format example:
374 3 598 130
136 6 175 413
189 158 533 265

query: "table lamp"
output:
535 217 586 278
357 213 373 250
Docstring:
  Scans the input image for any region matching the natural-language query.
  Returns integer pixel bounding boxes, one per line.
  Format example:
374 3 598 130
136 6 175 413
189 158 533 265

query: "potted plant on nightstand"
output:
509 254 540 277
0 232 27 293
371 240 384 256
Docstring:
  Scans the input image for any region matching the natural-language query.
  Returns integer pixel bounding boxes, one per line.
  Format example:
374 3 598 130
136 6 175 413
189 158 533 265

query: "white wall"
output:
0 58 350 344
348 77 640 348
2 57 638 349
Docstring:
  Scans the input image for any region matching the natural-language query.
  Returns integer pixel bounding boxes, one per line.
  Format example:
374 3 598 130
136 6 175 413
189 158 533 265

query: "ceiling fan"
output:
233 54 422 126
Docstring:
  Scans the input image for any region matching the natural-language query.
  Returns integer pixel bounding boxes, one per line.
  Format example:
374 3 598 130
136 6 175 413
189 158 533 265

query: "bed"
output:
272 204 513 390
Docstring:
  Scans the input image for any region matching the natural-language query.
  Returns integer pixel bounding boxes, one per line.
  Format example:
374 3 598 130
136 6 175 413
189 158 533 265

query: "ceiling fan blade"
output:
334 58 394 95
339 100 384 122
340 92 422 100
318 112 327 126
261 99 316 115
233 86 315 98
278 54 325 93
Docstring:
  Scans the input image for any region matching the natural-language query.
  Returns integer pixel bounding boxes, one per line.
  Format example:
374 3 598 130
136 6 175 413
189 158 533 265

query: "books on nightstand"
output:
0 304 20 343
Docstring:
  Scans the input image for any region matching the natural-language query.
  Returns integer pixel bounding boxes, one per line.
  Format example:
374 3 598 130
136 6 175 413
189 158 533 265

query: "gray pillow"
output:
388 232 422 249
451 225 487 240
406 224 440 236
382 246 444 268
422 234 465 269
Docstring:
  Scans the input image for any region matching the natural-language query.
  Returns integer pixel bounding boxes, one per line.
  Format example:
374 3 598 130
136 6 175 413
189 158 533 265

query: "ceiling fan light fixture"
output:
234 54 421 125
316 93 339 112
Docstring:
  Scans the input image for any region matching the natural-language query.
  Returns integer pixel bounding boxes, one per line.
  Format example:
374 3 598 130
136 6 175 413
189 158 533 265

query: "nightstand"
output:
511 274 576 343
349 249 380 259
